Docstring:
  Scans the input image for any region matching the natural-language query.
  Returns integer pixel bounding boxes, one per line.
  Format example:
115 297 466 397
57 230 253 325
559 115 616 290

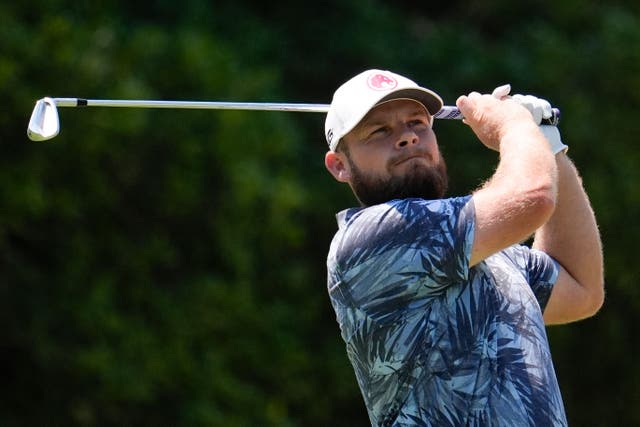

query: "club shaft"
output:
53 98 331 113
50 98 561 125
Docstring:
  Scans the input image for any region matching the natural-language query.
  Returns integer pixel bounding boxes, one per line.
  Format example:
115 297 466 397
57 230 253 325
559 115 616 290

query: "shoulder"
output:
336 197 473 244
340 196 473 228
330 196 475 267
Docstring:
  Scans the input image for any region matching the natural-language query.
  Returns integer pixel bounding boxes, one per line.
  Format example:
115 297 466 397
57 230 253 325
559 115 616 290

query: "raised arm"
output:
533 151 605 324
455 91 558 266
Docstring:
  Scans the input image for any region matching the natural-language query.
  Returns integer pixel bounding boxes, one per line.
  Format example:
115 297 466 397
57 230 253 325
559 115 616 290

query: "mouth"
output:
394 154 428 166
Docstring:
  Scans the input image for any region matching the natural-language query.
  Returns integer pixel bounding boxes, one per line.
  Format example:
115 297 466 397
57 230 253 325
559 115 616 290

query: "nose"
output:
396 127 419 149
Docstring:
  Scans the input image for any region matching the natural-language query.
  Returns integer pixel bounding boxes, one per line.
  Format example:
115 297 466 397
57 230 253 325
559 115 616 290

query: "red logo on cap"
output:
367 73 398 91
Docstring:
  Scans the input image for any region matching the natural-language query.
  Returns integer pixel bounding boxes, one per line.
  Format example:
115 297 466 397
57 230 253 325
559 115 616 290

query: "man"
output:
323 69 604 426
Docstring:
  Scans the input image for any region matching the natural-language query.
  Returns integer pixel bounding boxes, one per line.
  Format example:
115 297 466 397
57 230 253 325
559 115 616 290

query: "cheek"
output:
425 131 440 157
352 145 390 170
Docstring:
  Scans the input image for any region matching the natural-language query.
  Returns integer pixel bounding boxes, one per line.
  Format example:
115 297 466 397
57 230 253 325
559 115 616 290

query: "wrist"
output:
499 121 544 150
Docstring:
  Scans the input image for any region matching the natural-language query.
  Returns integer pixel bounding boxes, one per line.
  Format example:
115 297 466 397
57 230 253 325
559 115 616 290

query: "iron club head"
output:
27 97 60 141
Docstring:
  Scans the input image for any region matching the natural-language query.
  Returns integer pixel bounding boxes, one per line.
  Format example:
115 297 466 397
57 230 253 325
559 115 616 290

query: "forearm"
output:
469 124 557 265
458 90 560 265
533 154 604 299
492 124 557 198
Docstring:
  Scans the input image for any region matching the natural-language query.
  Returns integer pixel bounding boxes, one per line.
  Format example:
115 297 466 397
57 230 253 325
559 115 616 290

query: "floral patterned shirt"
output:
327 197 567 426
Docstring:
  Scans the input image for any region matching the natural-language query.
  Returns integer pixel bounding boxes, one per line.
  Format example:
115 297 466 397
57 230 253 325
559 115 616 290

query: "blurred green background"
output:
2 1 639 425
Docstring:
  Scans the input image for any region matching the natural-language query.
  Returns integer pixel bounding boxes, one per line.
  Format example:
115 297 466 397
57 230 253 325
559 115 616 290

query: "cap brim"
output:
378 88 443 116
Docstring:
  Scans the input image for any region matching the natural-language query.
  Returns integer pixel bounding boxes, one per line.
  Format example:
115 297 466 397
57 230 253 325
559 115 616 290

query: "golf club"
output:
27 97 561 141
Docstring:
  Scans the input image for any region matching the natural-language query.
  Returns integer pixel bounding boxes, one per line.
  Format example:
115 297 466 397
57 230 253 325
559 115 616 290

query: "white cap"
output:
324 69 443 151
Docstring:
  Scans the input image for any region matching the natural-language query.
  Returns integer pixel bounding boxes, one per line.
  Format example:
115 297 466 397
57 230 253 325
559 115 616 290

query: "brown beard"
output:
345 151 449 207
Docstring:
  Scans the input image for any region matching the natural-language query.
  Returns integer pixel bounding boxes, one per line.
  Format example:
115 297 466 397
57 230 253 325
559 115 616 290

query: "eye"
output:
367 126 388 139
409 119 429 130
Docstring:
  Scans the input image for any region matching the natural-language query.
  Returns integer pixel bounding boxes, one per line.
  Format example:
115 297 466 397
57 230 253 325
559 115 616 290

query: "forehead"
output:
358 99 429 127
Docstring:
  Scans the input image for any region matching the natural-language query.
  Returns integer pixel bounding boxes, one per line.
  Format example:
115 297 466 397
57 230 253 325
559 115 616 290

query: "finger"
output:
491 84 511 99
513 94 543 124
525 95 543 124
456 95 475 124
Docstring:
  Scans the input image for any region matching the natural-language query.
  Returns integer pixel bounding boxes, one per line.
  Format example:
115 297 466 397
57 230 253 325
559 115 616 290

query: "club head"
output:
27 97 59 141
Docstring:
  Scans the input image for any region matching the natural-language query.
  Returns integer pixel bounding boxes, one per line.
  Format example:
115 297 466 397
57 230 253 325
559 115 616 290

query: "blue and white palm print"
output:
327 197 567 426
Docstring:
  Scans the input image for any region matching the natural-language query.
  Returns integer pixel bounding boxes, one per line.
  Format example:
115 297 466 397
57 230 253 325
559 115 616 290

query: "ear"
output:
325 151 351 183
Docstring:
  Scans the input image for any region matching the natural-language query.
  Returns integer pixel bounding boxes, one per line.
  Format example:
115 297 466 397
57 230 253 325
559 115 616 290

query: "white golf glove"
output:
538 125 568 154
512 93 551 125
492 84 512 99
492 85 568 154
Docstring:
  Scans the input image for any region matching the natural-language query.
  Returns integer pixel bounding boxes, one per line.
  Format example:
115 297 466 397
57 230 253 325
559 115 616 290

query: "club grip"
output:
434 106 561 126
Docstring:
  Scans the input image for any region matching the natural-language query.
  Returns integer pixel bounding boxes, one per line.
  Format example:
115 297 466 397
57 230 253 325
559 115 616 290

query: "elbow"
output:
526 159 557 209
535 188 556 217
526 184 556 228
548 283 605 325
573 281 605 321
585 283 606 318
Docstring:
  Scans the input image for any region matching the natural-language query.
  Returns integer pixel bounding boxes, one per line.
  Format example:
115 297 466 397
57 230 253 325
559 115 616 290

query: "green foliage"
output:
1 1 639 425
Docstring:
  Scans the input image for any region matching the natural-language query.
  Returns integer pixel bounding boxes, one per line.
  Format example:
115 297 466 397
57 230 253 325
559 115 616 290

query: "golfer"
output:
324 69 604 426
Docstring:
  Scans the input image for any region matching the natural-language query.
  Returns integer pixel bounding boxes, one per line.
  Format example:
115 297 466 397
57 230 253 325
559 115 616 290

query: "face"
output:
326 99 448 206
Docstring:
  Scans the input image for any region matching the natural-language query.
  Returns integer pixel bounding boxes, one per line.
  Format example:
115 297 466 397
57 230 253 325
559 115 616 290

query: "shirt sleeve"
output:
524 248 560 312
499 245 560 312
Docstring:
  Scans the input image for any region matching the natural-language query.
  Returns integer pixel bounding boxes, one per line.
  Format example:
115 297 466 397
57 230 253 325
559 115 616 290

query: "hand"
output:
511 93 552 125
456 90 539 151
511 92 568 154
540 125 569 154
